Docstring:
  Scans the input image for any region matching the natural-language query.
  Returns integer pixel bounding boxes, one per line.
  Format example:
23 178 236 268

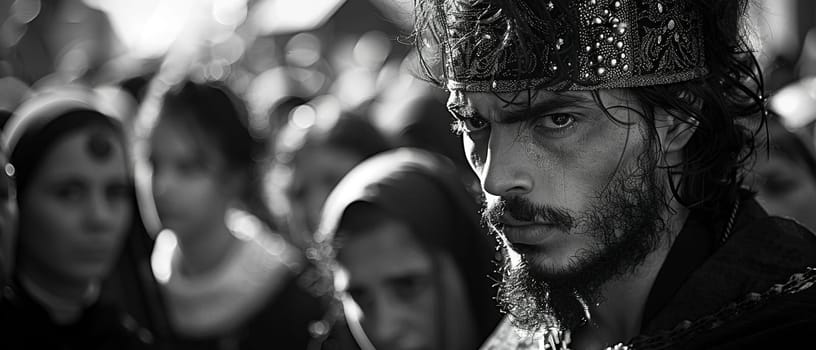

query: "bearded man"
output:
412 0 816 349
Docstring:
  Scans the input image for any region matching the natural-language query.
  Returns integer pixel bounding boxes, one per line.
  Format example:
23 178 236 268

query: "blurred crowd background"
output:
1 0 816 349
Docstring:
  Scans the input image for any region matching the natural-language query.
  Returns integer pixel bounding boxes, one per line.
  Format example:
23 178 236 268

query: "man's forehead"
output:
446 89 596 116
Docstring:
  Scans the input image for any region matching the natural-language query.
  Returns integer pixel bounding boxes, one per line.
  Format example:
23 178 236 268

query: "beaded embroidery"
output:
423 0 707 92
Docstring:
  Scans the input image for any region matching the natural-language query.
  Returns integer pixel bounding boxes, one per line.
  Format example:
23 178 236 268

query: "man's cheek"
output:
463 138 484 175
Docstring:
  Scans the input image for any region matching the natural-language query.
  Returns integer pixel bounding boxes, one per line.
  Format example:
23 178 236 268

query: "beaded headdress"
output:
417 0 707 92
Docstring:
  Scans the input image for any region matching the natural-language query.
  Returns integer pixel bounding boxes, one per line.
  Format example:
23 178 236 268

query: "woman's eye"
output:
107 183 132 201
539 114 575 130
53 183 84 202
177 159 206 175
391 274 432 303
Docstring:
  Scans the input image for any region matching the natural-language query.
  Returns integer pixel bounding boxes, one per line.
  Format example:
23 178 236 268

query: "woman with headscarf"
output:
317 148 502 350
0 87 154 349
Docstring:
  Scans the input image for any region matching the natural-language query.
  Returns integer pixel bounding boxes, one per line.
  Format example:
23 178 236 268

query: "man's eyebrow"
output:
498 94 594 123
447 93 594 123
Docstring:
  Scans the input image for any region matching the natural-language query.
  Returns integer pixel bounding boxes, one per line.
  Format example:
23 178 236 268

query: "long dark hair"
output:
628 0 766 218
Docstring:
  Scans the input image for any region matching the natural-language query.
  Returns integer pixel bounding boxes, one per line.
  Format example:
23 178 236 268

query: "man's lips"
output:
498 213 541 226
497 214 560 246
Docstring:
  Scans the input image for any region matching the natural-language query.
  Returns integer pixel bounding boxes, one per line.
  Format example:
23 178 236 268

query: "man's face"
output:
447 88 670 329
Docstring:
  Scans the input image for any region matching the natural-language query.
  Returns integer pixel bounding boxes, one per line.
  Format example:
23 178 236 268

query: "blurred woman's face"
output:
288 147 360 233
0 150 18 281
752 152 816 232
149 117 232 238
18 127 132 283
336 218 477 350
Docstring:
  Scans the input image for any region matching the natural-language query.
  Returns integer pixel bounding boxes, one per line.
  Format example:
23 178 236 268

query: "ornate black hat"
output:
418 0 707 92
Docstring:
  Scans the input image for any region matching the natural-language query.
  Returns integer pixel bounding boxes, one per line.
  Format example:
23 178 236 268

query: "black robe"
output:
481 193 816 349
635 195 816 348
0 278 154 350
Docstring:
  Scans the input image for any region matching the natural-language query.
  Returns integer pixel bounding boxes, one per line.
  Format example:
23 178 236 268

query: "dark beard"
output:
484 152 668 333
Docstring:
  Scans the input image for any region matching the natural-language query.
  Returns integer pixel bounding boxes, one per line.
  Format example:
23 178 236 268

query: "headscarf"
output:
2 86 126 196
318 147 501 342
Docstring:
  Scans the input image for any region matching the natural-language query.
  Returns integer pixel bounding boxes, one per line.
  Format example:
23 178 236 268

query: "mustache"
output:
482 196 575 230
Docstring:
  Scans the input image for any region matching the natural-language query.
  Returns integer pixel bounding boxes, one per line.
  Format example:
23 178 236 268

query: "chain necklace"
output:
617 267 816 350
719 197 741 245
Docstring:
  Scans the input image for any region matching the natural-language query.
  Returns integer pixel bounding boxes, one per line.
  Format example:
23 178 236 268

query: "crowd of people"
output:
1 0 816 349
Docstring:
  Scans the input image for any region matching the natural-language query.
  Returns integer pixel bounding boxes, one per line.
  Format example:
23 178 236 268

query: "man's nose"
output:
481 127 534 197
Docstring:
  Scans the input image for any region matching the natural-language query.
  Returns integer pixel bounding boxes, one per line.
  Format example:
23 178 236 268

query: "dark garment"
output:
0 280 154 350
310 296 363 350
101 223 172 349
480 192 816 350
635 193 816 348
317 319 363 350
165 266 333 350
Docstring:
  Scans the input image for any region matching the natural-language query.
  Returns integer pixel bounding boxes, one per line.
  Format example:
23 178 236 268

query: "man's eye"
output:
539 114 575 130
463 116 489 132
450 116 489 136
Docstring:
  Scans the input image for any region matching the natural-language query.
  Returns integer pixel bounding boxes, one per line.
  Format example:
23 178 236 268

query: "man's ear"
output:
655 108 698 155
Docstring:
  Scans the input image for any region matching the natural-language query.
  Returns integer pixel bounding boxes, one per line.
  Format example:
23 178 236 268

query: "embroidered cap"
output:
417 0 707 92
